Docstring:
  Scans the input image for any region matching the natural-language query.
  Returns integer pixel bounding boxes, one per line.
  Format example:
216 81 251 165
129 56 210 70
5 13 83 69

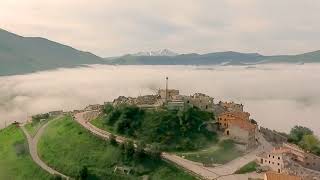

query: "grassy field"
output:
177 139 244 164
234 161 259 174
38 116 195 180
0 125 52 180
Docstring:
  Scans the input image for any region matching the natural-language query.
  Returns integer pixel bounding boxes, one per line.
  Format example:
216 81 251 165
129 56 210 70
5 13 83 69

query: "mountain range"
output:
1 28 320 76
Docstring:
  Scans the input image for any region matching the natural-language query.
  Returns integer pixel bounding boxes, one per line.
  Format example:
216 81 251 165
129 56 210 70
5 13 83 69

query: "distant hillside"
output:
0 28 103 76
1 28 320 76
105 51 320 65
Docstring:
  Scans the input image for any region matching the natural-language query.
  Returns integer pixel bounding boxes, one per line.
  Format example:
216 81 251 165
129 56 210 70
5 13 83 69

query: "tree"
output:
288 126 313 144
124 140 135 161
299 134 320 153
148 144 161 160
51 175 63 180
78 166 89 180
133 141 146 161
109 134 117 146
103 103 114 114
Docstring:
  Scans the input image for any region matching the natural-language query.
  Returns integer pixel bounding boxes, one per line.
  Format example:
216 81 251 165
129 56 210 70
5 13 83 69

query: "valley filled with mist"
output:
0 64 319 135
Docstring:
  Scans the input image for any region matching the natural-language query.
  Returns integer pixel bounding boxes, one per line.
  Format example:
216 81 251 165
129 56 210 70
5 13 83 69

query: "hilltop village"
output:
25 84 320 180
67 87 319 179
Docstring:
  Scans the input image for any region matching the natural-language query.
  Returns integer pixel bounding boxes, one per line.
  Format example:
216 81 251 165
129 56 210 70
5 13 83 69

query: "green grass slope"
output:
0 28 103 76
38 116 195 180
0 125 51 180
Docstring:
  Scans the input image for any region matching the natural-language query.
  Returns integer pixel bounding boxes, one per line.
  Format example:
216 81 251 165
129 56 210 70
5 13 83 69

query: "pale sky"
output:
1 0 320 57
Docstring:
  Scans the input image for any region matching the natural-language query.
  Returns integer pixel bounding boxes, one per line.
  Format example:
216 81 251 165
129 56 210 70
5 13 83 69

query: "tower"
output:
165 77 168 104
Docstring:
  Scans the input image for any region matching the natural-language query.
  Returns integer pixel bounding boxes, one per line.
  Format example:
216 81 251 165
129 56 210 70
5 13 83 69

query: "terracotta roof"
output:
271 147 291 154
265 172 302 180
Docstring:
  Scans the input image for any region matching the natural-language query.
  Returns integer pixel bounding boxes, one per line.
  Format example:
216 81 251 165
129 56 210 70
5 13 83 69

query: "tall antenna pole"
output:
165 77 168 104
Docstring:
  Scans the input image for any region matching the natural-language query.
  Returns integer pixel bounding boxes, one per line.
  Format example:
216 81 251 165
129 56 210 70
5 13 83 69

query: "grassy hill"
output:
0 28 103 76
0 125 51 180
38 116 195 180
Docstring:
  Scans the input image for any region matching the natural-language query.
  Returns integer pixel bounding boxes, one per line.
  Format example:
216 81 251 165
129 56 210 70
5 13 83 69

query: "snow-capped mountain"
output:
131 49 178 56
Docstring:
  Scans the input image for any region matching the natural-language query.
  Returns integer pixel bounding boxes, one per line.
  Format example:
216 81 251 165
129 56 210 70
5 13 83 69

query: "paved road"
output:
74 111 270 180
21 120 69 179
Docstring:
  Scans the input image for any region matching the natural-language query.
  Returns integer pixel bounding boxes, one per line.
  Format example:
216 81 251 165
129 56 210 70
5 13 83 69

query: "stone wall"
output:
259 126 288 145
82 111 101 122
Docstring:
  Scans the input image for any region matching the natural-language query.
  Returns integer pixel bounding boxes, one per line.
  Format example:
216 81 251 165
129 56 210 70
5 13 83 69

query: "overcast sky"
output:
1 0 320 57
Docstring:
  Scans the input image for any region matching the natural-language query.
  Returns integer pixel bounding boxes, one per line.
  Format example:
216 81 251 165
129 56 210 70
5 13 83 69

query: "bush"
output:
13 141 27 156
109 134 117 146
234 161 258 174
134 142 146 162
77 166 88 180
124 140 135 160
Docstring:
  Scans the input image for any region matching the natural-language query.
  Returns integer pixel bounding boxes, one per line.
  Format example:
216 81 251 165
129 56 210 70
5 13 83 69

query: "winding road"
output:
74 111 271 180
21 120 69 179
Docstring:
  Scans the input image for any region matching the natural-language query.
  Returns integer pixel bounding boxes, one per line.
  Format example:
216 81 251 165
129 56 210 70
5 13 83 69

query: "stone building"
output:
113 96 136 106
258 143 320 179
217 111 257 148
217 101 244 112
258 147 291 174
264 172 302 180
48 110 64 116
225 120 257 148
135 95 159 105
158 89 180 101
282 143 320 171
185 93 214 111
218 111 250 129
84 104 103 111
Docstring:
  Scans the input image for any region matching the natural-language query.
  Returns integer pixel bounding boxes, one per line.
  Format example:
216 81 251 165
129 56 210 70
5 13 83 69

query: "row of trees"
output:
288 126 320 155
102 104 215 151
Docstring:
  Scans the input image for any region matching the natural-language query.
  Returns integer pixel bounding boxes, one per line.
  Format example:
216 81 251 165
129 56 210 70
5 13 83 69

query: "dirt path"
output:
74 111 269 180
21 120 69 179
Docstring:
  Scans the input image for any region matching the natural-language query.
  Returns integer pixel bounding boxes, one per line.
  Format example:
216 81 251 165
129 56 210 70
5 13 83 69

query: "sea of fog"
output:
0 64 319 135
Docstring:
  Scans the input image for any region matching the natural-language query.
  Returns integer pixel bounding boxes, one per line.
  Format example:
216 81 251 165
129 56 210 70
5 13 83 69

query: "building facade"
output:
264 171 302 180
217 101 244 112
258 143 320 179
217 111 250 129
185 93 214 111
217 111 256 148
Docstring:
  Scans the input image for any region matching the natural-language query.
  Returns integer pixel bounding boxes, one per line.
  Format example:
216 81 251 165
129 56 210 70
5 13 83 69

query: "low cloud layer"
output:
0 64 320 135
1 0 320 56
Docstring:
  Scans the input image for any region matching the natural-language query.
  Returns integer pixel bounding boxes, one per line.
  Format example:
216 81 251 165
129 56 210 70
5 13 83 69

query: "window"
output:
278 157 280 160
278 163 280 166
278 169 280 173
269 155 271 157
273 156 274 158
269 161 270 164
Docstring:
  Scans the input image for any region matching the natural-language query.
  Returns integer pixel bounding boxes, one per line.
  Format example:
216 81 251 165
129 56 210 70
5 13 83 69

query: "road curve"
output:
74 111 267 180
21 120 69 179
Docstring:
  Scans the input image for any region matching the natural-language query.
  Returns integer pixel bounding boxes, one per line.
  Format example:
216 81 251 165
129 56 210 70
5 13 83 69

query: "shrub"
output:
109 134 117 146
